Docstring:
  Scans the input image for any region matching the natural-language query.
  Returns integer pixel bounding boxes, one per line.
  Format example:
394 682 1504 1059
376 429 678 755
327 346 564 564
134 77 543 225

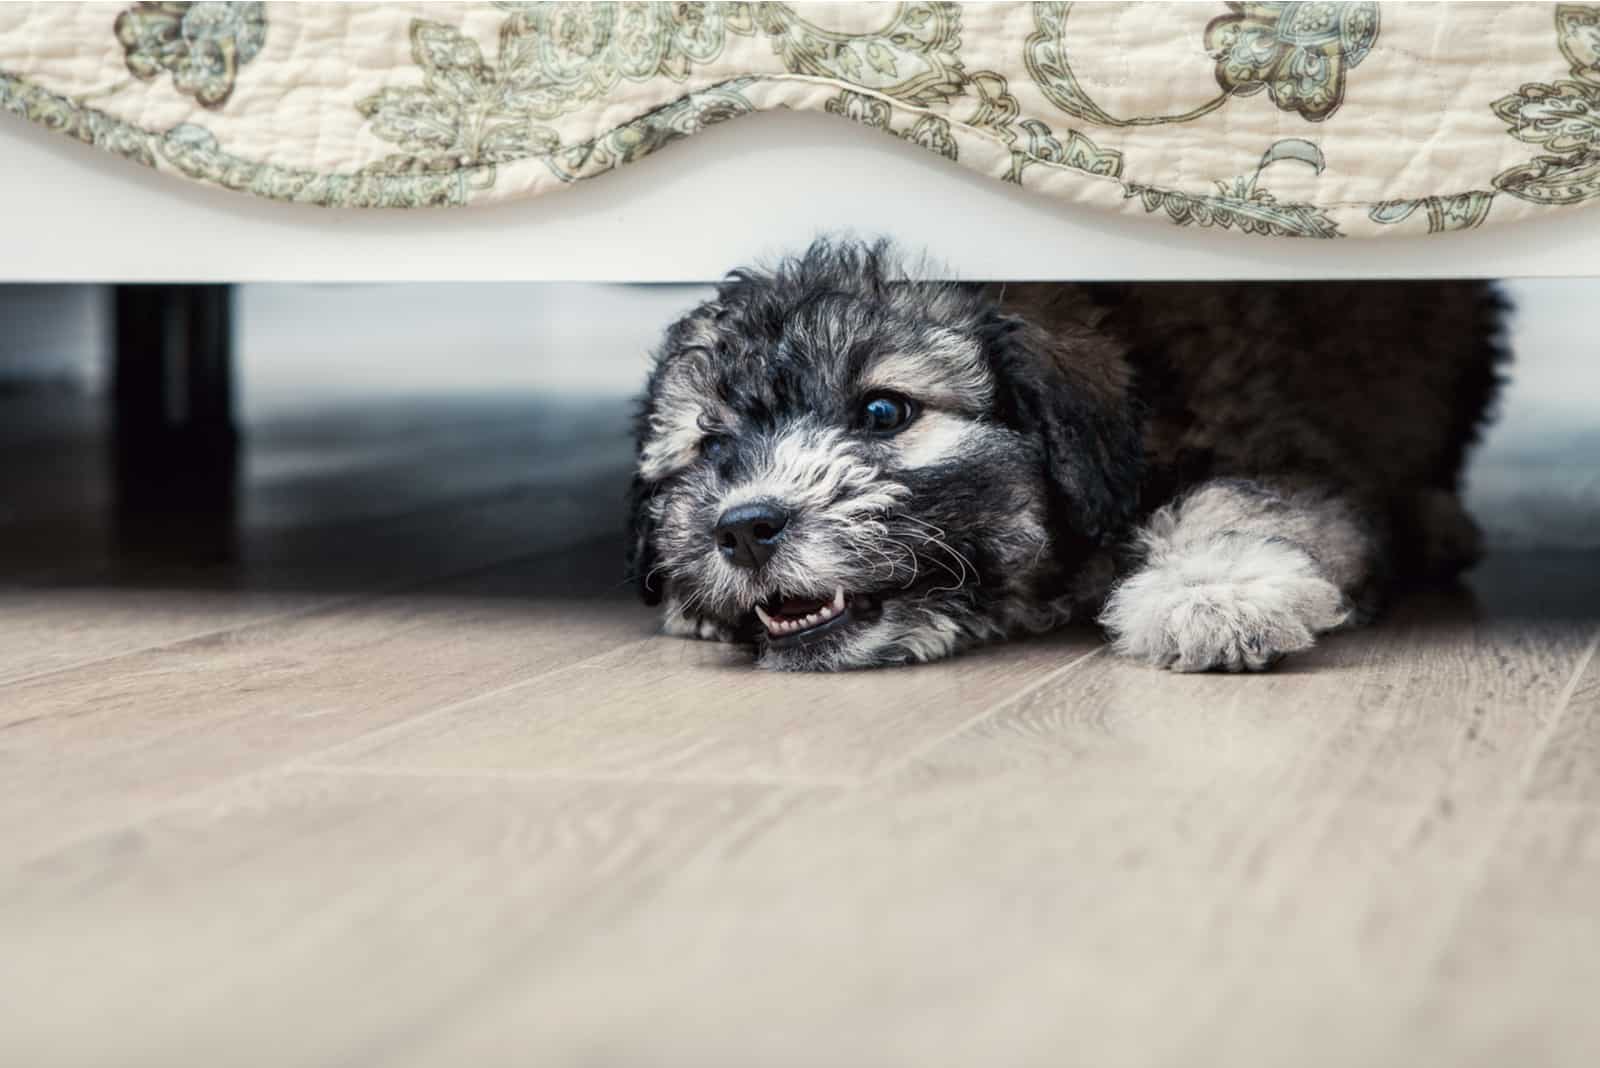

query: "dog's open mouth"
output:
753 586 868 648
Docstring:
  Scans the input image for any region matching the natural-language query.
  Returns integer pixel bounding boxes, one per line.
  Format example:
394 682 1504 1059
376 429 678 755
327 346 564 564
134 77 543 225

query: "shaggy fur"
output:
627 238 1507 671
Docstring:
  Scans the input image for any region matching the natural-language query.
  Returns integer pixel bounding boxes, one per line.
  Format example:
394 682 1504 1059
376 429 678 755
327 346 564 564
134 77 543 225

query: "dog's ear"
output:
625 473 663 606
628 299 718 609
984 306 1143 554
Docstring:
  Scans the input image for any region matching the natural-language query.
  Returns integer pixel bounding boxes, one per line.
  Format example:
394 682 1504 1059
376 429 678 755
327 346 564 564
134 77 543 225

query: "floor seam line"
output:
0 533 628 711
0 592 364 699
863 643 1105 784
1408 622 1600 991
1 638 661 870
1540 625 1600 759
1510 623 1600 801
296 762 860 789
283 637 661 768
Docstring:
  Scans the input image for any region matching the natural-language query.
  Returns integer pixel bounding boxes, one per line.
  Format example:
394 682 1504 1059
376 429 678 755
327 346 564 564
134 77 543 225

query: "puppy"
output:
627 239 1506 671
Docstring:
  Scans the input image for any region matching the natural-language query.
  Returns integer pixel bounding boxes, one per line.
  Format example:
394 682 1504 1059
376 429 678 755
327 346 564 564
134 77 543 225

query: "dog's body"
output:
628 241 1506 671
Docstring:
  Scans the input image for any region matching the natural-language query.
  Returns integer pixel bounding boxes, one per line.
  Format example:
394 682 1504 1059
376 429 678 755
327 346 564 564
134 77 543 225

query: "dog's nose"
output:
713 502 790 570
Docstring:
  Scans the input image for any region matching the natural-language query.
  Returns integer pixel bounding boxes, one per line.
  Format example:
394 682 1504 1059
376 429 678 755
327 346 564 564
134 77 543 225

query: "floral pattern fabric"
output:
0 2 1596 237
114 1 266 108
1203 3 1379 122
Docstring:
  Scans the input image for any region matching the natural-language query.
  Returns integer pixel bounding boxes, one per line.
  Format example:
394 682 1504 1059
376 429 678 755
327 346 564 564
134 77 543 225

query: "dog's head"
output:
628 239 1142 670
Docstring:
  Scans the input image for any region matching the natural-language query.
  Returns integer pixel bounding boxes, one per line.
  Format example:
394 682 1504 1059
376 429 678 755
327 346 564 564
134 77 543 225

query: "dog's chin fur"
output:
628 238 1507 673
667 586 1059 672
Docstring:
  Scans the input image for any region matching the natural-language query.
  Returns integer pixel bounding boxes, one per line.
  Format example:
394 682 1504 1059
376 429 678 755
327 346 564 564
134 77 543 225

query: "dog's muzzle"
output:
708 499 884 649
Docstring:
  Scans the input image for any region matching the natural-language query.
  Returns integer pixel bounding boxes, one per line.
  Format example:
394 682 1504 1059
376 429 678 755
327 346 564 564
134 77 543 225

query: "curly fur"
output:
627 238 1507 672
1103 538 1346 672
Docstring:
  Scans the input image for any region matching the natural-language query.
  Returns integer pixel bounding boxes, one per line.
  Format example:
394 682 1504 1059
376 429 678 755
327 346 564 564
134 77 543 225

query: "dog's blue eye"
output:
700 435 728 460
861 393 915 434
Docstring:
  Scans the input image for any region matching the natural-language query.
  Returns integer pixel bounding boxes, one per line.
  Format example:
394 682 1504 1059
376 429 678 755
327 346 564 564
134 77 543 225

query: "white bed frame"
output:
6 109 1600 283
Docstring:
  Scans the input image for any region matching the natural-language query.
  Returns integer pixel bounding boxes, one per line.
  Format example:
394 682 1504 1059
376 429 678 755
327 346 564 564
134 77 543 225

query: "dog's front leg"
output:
1099 479 1381 672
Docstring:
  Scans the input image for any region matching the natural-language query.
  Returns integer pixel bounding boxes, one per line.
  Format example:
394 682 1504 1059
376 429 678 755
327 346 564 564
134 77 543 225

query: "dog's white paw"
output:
661 599 737 643
1100 535 1350 672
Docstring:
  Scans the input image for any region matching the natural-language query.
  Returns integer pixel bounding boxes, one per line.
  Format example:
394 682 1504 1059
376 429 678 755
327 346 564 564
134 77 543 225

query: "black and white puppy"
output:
627 239 1506 671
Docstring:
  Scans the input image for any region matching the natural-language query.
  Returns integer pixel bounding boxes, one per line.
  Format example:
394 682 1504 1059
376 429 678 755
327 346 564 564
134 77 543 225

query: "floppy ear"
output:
627 299 713 609
984 308 1144 554
625 474 664 605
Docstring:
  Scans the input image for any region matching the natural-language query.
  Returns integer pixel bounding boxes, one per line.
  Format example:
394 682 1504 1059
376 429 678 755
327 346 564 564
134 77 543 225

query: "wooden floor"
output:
1 390 1597 1068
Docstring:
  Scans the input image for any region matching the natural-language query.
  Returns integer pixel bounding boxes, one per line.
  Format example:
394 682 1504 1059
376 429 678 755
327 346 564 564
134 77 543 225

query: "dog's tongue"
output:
778 595 828 616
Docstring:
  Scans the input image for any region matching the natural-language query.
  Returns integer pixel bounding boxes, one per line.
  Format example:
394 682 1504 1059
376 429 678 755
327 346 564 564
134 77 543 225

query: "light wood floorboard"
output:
314 630 1103 786
2 390 1596 1067
0 772 799 1068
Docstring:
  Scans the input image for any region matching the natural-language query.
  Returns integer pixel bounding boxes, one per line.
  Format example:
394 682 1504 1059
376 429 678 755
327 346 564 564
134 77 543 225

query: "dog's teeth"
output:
762 594 848 638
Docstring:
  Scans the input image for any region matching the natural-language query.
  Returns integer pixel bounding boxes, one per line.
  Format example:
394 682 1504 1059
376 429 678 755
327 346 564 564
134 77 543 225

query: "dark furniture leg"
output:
112 284 238 561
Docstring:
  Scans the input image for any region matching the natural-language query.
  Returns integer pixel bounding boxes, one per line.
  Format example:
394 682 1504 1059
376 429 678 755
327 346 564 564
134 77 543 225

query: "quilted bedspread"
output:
3 2 1599 238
